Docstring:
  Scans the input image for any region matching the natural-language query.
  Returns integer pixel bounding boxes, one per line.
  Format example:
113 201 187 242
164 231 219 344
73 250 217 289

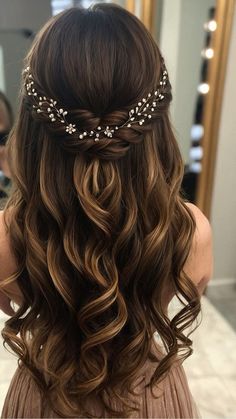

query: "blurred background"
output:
0 0 236 417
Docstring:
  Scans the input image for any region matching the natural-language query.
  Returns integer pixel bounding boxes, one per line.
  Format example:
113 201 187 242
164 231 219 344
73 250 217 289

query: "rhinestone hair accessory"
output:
23 66 168 142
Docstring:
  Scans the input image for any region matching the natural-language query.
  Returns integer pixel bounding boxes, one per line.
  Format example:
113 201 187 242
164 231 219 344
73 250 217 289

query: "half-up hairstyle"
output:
2 3 200 417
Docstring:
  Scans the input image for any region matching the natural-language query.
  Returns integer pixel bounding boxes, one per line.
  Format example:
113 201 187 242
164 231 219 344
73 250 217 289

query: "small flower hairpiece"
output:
23 66 168 142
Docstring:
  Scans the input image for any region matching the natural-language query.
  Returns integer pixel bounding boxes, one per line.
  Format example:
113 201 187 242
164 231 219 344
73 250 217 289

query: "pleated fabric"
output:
1 338 201 418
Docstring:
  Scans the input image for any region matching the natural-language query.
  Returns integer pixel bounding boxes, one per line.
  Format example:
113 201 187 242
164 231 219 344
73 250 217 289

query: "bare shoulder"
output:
0 210 10 253
0 210 24 305
183 202 214 294
0 209 18 278
185 202 212 243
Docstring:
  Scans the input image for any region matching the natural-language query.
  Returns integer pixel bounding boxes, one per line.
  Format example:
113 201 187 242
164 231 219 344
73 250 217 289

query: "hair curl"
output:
1 4 201 417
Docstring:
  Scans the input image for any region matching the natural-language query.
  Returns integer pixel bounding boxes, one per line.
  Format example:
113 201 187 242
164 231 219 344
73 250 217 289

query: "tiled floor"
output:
0 294 236 418
205 281 236 331
181 295 236 418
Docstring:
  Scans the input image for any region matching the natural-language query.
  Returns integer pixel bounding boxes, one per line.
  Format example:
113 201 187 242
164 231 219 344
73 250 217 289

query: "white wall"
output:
0 0 51 112
0 46 5 92
159 0 182 136
0 0 51 29
210 7 236 280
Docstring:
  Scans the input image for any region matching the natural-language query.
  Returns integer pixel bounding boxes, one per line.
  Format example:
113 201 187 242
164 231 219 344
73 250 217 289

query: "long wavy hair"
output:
1 4 201 418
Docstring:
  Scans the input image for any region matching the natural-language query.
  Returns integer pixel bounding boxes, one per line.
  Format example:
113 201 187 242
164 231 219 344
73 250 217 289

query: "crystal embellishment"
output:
23 65 168 142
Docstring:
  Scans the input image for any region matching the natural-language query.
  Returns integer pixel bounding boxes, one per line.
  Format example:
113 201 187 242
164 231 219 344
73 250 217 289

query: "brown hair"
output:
2 4 200 417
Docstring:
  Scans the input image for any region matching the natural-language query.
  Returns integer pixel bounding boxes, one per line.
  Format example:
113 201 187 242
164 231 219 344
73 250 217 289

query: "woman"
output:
0 4 213 418
0 92 13 208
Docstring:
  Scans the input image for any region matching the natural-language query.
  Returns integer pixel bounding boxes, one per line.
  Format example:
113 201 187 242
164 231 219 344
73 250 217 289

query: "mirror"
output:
157 0 217 204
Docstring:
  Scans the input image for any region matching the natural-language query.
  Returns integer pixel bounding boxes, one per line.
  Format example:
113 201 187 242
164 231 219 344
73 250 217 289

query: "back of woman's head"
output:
2 3 200 418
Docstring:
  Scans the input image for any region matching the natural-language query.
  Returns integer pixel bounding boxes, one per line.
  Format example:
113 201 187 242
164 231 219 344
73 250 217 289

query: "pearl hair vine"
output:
23 66 168 142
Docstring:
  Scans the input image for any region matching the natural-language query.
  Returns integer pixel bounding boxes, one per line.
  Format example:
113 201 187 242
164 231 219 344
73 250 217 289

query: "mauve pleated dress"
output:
1 336 201 418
